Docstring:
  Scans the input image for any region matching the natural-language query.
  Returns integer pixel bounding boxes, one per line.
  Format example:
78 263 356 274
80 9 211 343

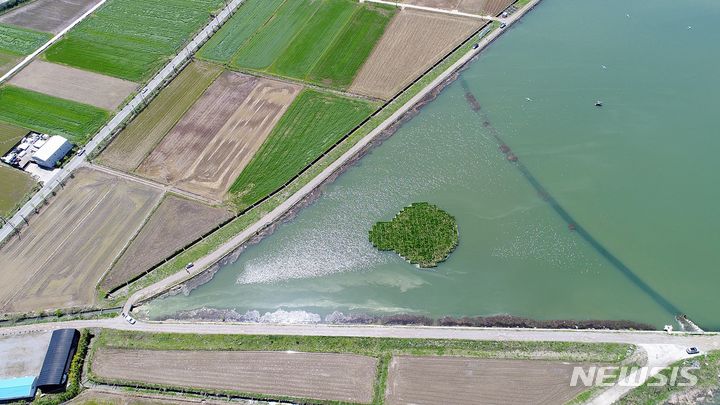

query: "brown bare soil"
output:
101 195 232 292
0 168 162 313
137 72 300 201
350 10 481 100
9 60 137 110
385 356 588 405
399 0 513 15
92 348 377 404
0 0 100 34
69 390 257 405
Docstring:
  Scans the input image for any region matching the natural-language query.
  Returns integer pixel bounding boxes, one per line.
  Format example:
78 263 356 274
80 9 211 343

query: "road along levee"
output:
0 0 246 244
122 0 543 316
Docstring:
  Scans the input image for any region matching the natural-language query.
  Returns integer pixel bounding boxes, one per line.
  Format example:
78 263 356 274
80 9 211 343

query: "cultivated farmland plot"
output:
97 61 222 172
0 51 20 75
350 10 482 100
101 195 232 292
44 0 226 81
9 60 137 110
0 168 162 313
385 356 589 405
92 348 378 404
0 0 100 34
398 0 514 15
0 23 51 55
137 71 301 201
0 164 35 217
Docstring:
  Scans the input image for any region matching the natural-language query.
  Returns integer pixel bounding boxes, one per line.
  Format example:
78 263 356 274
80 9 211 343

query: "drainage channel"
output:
460 78 683 318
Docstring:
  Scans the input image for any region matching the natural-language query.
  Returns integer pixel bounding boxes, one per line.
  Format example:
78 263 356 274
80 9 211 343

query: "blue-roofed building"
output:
0 376 36 403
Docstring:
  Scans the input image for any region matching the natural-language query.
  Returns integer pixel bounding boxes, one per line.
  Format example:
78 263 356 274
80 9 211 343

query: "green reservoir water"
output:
147 0 720 329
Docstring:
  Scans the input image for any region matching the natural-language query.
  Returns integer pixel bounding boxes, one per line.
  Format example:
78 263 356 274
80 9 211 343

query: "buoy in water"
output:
499 144 510 153
507 153 518 162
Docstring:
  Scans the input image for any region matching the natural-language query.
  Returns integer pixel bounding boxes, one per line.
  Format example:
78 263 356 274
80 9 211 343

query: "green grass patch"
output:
230 0 320 70
197 0 284 63
0 86 109 144
268 0 358 79
0 164 35 217
0 50 20 75
44 0 225 82
619 350 720 404
370 202 459 268
0 23 50 55
229 89 374 210
307 4 394 88
0 121 29 155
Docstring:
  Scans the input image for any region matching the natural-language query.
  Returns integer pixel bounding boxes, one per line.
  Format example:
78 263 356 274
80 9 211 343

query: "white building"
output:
32 135 72 169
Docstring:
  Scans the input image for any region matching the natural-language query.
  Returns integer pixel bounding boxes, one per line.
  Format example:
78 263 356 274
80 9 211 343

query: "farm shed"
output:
32 135 71 169
35 329 79 393
0 376 36 403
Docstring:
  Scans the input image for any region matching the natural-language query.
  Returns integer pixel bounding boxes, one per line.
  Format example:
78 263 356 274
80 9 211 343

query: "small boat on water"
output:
595 100 603 107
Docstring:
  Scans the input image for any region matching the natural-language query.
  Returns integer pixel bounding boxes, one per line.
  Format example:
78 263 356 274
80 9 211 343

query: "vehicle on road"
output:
122 312 136 325
686 347 700 355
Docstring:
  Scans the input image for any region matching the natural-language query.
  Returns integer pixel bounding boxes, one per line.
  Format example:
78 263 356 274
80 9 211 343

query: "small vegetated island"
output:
369 202 458 268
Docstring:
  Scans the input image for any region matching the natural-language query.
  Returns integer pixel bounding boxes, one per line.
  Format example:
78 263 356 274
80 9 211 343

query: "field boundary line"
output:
0 0 107 84
0 0 246 243
122 0 541 315
360 0 503 21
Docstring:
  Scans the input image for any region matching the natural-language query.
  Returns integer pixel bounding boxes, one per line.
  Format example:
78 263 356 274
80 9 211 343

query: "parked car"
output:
686 347 700 355
122 313 136 325
186 262 194 270
500 23 507 29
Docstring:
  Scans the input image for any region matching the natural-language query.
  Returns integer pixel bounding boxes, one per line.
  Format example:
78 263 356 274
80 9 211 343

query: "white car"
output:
122 312 136 325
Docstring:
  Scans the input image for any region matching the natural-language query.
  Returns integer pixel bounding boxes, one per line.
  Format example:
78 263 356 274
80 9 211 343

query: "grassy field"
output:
0 121 29 155
197 0 284 63
229 89 374 209
97 61 222 172
0 164 35 217
370 202 458 268
0 50 20 75
0 23 50 55
44 0 225 82
95 330 632 405
307 4 394 88
0 86 109 144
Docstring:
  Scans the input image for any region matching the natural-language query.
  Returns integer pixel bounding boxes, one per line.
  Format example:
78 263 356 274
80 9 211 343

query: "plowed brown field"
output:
0 168 162 313
101 195 232 291
9 60 137 110
137 72 300 201
0 0 100 34
92 348 377 404
350 10 481 100
385 356 588 405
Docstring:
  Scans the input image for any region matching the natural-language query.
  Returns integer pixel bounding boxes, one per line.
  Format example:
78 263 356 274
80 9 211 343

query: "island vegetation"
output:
369 202 458 268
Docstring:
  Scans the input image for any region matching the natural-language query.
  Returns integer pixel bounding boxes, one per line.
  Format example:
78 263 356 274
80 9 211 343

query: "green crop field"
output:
230 0 320 70
224 0 393 89
44 0 225 82
307 4 394 87
230 89 374 209
97 61 222 172
0 164 35 217
0 86 109 144
0 50 20 75
269 0 358 79
197 0 284 63
0 121 29 155
0 23 51 55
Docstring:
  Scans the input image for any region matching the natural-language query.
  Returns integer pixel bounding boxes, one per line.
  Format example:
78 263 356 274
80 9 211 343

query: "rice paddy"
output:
229 89 375 209
369 203 459 268
43 0 225 81
0 86 109 144
0 164 35 217
0 121 29 155
0 23 51 55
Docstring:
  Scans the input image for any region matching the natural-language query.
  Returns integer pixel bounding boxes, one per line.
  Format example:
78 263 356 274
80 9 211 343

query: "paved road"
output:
0 0 244 243
362 0 503 21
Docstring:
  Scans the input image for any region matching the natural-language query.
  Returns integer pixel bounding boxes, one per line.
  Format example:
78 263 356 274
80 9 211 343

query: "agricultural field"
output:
0 23 51 55
0 168 162 313
69 390 246 405
92 348 378 404
101 195 232 292
97 61 222 172
0 0 100 34
350 10 482 99
0 164 35 217
229 89 375 209
9 60 137 110
0 86 109 144
385 356 589 405
0 50 20 75
398 0 514 15
0 121 28 155
44 0 225 81
203 0 393 89
137 72 300 201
